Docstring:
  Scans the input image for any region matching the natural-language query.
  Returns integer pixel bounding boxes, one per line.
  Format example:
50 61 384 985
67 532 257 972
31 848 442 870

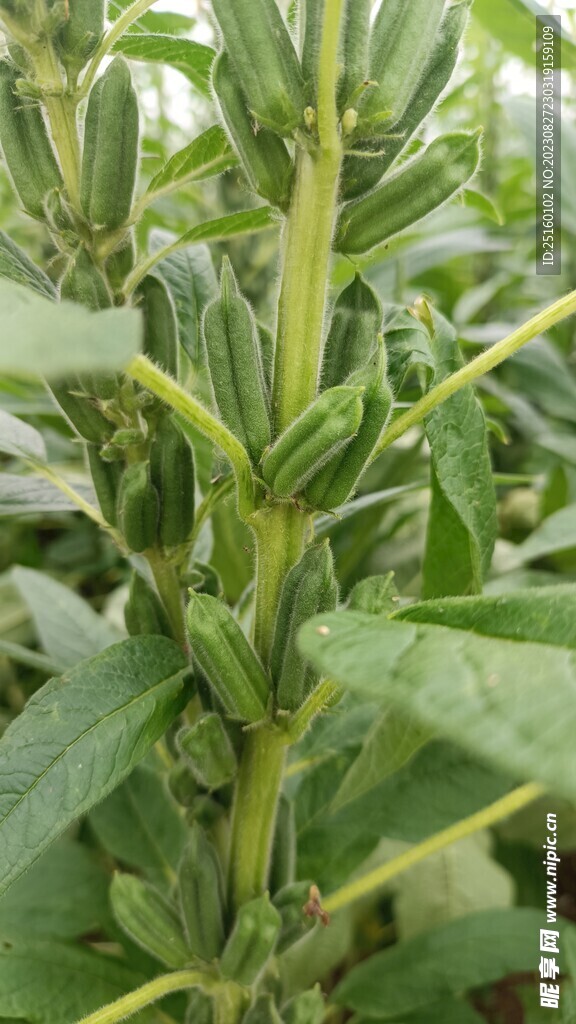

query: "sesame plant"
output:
0 1 576 1023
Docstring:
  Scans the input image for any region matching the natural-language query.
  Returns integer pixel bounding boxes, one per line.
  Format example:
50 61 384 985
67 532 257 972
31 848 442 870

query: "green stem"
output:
76 970 216 1024
323 782 544 914
252 504 307 666
228 726 288 911
287 679 341 743
374 288 576 458
272 0 344 431
79 0 161 100
145 548 186 648
127 356 255 521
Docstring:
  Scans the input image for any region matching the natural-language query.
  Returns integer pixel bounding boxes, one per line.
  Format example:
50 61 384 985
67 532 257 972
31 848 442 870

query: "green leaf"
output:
461 188 504 225
300 608 576 802
395 586 576 648
0 232 56 299
12 566 122 671
473 0 576 72
147 125 237 200
0 280 141 378
174 206 276 249
0 636 189 897
421 308 497 598
150 230 217 365
0 409 46 462
89 764 187 886
393 833 514 941
515 506 576 564
0 940 144 1024
0 839 110 940
0 639 59 675
354 1000 485 1024
0 475 94 516
315 484 425 536
332 908 572 1018
330 709 430 811
113 34 215 94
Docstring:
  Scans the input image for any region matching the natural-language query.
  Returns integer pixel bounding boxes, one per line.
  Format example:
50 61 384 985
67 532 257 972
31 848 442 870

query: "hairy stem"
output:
145 548 186 648
374 288 576 457
323 782 544 914
76 970 217 1024
252 504 307 666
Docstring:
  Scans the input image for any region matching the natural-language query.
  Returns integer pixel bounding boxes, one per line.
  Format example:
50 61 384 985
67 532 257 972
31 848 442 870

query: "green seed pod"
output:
273 881 315 954
342 1 472 200
110 874 191 969
362 0 446 123
203 259 270 464
269 795 296 894
283 987 325 1024
271 542 338 712
57 0 105 72
80 56 139 230
299 0 323 102
43 186 75 234
213 51 293 209
116 461 159 553
178 713 237 791
257 324 275 398
244 995 283 1024
49 379 112 443
321 274 382 390
168 760 199 808
261 386 364 499
347 572 398 615
105 233 136 294
60 247 112 310
211 0 305 134
185 988 214 1024
337 0 371 111
220 894 281 987
186 592 269 722
178 824 226 962
0 60 63 219
124 571 173 638
86 443 122 526
150 415 195 548
306 342 392 509
135 274 179 378
335 130 482 255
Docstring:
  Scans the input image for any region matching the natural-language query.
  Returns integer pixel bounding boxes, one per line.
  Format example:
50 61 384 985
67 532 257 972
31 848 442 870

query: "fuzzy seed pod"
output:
283 987 325 1024
271 542 338 712
273 881 315 954
258 323 275 398
306 341 392 509
124 571 173 638
321 274 382 390
213 51 293 209
135 274 179 378
178 713 237 791
203 259 270 465
0 60 63 219
178 824 226 962
150 415 195 548
80 56 139 230
49 379 112 443
211 0 305 134
57 0 105 72
86 443 122 526
337 0 371 111
335 130 482 255
105 233 136 294
244 996 283 1024
262 386 364 499
116 462 159 553
362 0 447 123
110 874 191 969
299 0 323 102
186 592 269 722
60 247 112 310
168 761 198 808
342 1 472 200
220 894 281 987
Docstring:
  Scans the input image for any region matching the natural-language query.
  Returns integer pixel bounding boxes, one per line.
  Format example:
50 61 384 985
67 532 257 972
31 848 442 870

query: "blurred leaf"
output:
113 34 215 94
461 188 504 225
473 0 576 72
147 126 237 200
0 281 141 379
0 409 46 462
12 566 122 670
315 484 425 536
150 231 217 364
0 637 189 897
0 232 56 298
0 475 94 516
514 506 576 563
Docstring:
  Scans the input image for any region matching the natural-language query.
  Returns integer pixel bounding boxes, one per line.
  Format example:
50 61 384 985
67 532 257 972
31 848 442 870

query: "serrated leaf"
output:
0 409 46 462
333 908 573 1018
0 232 56 299
0 636 189 897
0 940 144 1024
147 125 237 199
12 566 122 670
89 764 187 886
300 608 576 802
113 34 215 94
0 280 141 378
0 475 94 516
